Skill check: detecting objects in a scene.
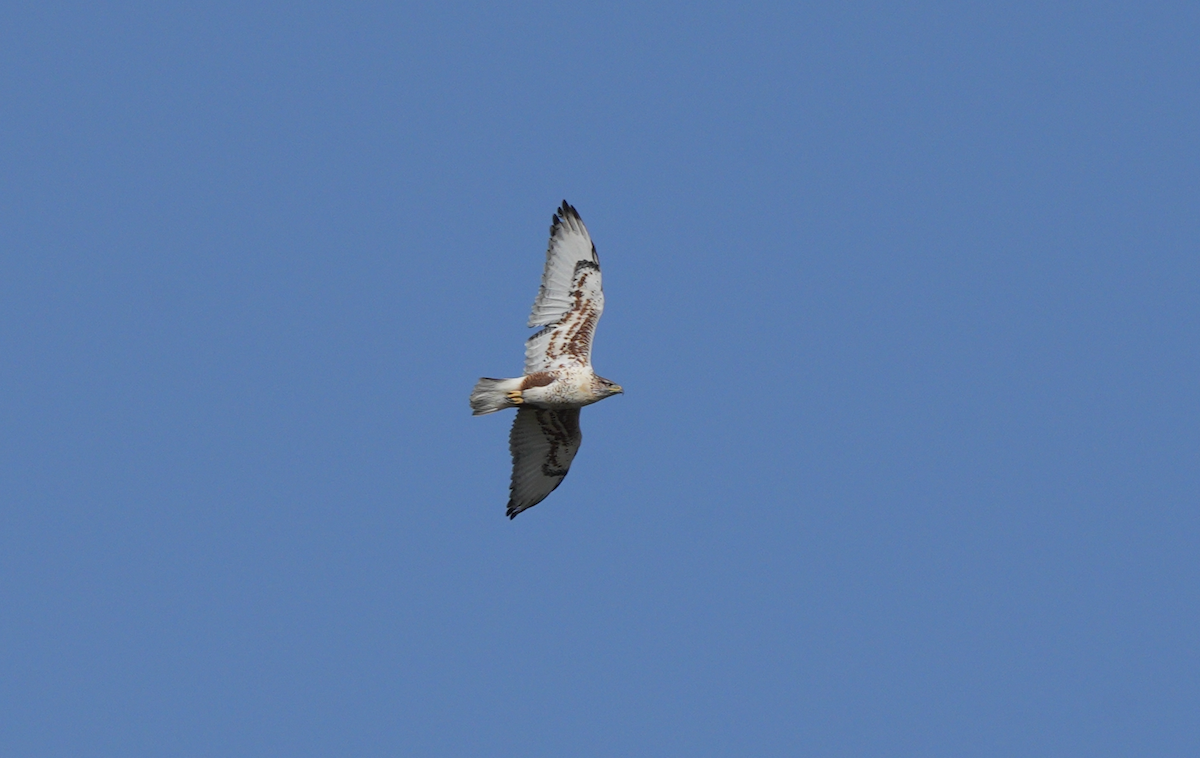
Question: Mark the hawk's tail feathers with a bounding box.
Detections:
[470,377,524,415]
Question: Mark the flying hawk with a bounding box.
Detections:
[470,201,623,518]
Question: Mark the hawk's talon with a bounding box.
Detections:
[506,390,524,404]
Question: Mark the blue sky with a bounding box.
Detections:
[2,2,1197,755]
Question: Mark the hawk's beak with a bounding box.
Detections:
[612,384,624,394]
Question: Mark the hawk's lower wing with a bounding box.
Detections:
[507,407,582,518]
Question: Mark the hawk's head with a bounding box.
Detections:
[594,376,624,399]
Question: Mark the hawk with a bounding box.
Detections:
[470,201,623,518]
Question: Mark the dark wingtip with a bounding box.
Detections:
[551,200,578,234]
[556,199,580,222]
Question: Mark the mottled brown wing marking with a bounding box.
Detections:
[565,308,598,361]
[540,332,562,365]
[537,408,580,477]
[555,265,602,363]
[520,372,555,390]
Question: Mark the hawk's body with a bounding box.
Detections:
[470,201,622,518]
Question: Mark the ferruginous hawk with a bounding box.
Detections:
[470,201,623,518]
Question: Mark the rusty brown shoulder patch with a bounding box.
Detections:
[521,372,556,390]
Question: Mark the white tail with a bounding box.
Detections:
[470,377,524,415]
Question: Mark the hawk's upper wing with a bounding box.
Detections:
[507,407,582,519]
[524,201,604,374]
[528,201,601,327]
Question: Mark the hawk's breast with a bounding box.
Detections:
[522,366,600,409]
